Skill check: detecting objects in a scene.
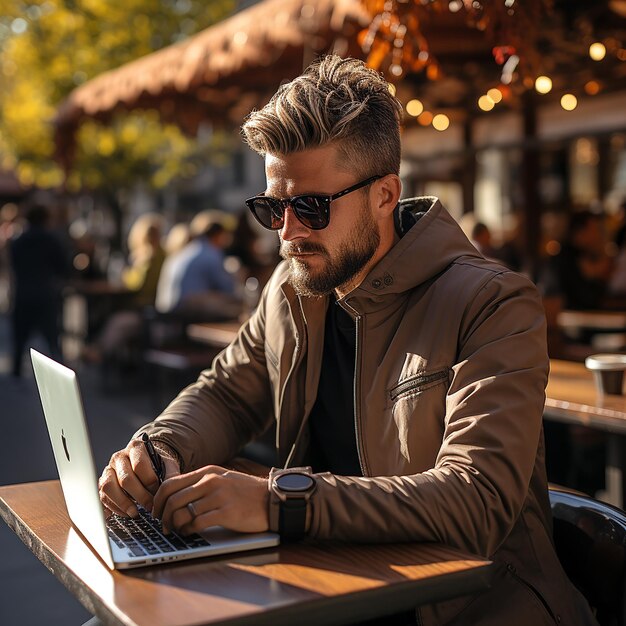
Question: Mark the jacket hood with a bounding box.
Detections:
[351,196,483,300]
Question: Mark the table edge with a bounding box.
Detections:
[0,481,135,626]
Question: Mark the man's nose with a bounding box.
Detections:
[280,204,310,242]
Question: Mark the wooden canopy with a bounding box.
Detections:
[54,0,626,162]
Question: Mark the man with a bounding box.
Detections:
[155,210,238,316]
[99,56,595,625]
[10,203,68,376]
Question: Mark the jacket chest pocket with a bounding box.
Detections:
[389,367,450,402]
[386,367,450,466]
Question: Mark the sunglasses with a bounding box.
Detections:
[245,175,383,231]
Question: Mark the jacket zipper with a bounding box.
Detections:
[353,314,368,476]
[282,299,305,468]
[389,369,449,401]
[506,564,560,624]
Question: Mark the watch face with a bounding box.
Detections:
[276,473,315,492]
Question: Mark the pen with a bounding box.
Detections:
[141,433,165,485]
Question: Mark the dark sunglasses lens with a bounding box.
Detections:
[292,196,329,229]
[250,198,283,230]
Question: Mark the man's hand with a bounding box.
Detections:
[152,466,269,535]
[98,439,180,517]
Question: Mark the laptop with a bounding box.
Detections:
[30,348,279,570]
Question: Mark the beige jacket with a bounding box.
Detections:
[141,198,596,625]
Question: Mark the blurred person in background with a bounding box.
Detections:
[155,210,241,320]
[163,222,191,257]
[9,203,69,377]
[539,210,613,313]
[226,211,276,288]
[120,212,166,309]
[459,213,521,270]
[538,210,617,359]
[469,221,495,258]
[82,212,165,364]
[538,210,614,498]
[0,202,23,312]
[608,198,626,296]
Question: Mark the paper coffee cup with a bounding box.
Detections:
[585,354,626,395]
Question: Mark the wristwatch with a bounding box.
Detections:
[268,467,316,541]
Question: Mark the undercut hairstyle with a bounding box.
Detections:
[242,55,402,178]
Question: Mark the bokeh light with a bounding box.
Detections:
[432,114,450,131]
[560,94,578,111]
[535,76,552,94]
[589,42,606,61]
[406,99,424,117]
[478,95,495,111]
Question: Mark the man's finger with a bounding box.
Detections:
[111,453,153,511]
[100,489,129,518]
[99,465,138,517]
[152,468,218,518]
[178,509,222,536]
[160,478,217,531]
[128,442,161,495]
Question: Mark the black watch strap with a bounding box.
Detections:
[279,497,308,541]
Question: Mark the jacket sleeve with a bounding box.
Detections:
[309,271,549,557]
[135,286,274,472]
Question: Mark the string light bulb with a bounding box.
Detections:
[535,76,552,94]
[406,99,424,117]
[487,88,503,103]
[432,114,450,131]
[560,94,578,111]
[478,95,495,111]
[589,42,606,61]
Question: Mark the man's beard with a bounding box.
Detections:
[279,210,380,297]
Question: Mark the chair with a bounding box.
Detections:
[549,484,626,626]
[141,307,221,411]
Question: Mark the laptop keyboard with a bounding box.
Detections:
[106,506,210,557]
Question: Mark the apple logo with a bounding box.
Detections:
[61,429,70,462]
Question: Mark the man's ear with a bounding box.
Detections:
[372,174,402,219]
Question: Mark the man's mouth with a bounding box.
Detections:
[282,244,326,259]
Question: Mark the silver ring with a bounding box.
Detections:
[187,501,197,518]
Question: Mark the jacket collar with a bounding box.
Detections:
[338,197,483,312]
[280,197,482,317]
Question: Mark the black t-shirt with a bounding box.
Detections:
[307,298,362,475]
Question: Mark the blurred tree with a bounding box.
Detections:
[0,0,234,197]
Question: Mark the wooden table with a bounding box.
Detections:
[557,310,626,333]
[187,321,241,349]
[557,310,626,350]
[0,481,493,626]
[62,280,133,358]
[545,359,626,508]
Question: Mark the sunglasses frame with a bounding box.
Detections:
[245,175,383,231]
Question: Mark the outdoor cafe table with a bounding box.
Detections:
[557,310,626,348]
[187,321,241,349]
[0,481,493,626]
[545,359,626,508]
[557,310,626,333]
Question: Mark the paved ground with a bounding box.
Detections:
[0,313,159,625]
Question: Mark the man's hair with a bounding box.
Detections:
[242,55,402,178]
